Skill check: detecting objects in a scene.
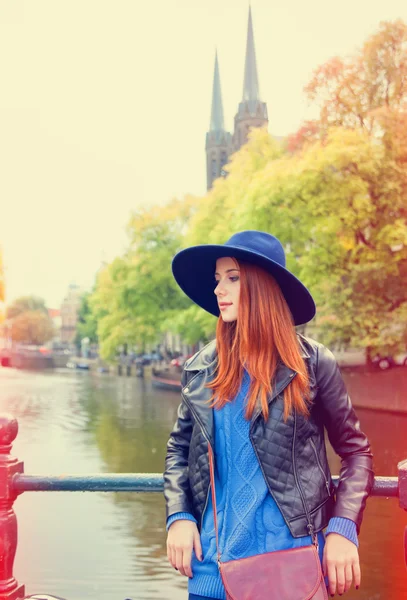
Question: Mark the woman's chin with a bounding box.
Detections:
[220,314,237,322]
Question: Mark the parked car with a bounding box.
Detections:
[371,352,407,370]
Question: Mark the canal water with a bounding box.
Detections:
[0,366,406,600]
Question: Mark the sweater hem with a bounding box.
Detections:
[189,574,226,600]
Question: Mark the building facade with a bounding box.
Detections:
[48,308,62,345]
[206,7,268,190]
[60,283,83,345]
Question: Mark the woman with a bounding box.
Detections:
[164,230,374,599]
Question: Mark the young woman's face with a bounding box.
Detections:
[214,256,240,322]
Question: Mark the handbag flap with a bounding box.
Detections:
[220,544,323,600]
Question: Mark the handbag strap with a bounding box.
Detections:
[208,442,222,564]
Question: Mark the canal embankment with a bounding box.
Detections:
[342,367,407,415]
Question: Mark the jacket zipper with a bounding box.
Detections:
[292,411,318,547]
[309,437,330,495]
[181,390,212,531]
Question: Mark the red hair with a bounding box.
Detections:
[207,259,312,422]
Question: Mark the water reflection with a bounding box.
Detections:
[0,366,406,599]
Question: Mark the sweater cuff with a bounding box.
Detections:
[325,517,359,548]
[166,511,197,531]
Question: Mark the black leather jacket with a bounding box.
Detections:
[164,333,374,538]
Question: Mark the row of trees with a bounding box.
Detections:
[59,21,407,361]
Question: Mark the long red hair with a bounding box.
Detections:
[207,259,312,422]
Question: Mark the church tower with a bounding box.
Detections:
[205,51,232,190]
[233,7,268,152]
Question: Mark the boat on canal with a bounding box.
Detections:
[0,345,55,369]
[151,366,182,391]
[151,358,183,391]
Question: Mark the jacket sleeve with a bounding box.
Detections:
[316,344,374,534]
[163,368,195,521]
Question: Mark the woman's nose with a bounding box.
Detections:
[214,282,225,296]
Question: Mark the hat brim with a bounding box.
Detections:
[172,244,316,326]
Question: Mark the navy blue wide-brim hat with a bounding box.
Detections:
[172,230,316,326]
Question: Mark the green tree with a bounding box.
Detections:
[74,290,99,347]
[275,128,407,359]
[89,197,197,361]
[162,304,216,346]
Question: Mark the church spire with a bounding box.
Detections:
[242,6,260,102]
[205,50,232,190]
[232,5,268,152]
[209,50,225,131]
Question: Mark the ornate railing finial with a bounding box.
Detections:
[0,414,24,600]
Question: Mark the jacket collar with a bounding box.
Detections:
[182,333,311,442]
[184,333,310,373]
[184,340,217,372]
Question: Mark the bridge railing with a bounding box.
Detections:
[0,414,406,600]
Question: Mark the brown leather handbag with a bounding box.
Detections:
[208,443,328,600]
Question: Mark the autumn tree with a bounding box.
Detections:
[310,21,407,128]
[6,296,49,319]
[281,19,407,357]
[287,20,407,152]
[6,295,55,345]
[10,310,55,345]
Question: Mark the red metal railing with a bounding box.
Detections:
[0,414,406,599]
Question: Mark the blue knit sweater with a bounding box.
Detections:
[167,370,358,599]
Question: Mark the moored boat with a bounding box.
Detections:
[151,365,182,391]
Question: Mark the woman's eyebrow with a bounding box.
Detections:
[214,268,240,276]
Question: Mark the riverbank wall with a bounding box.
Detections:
[342,367,407,414]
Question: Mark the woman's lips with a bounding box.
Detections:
[219,303,232,311]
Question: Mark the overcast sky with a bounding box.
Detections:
[1,0,407,309]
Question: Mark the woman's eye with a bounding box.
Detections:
[214,276,239,283]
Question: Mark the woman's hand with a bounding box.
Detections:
[167,520,203,578]
[323,533,360,596]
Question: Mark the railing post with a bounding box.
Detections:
[0,415,25,600]
[398,458,407,570]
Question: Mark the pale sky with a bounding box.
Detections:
[1,0,407,308]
